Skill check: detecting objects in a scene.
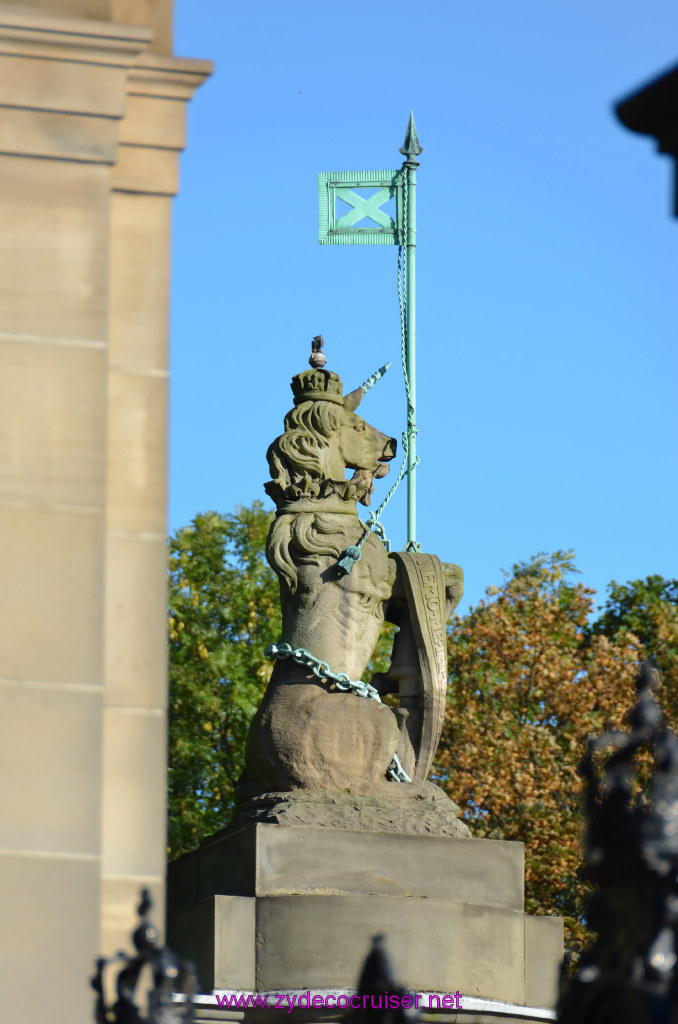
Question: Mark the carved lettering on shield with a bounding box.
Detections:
[415,556,447,678]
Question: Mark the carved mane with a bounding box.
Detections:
[264,400,372,508]
[266,510,395,612]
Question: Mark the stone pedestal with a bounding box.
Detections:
[168,823,563,1016]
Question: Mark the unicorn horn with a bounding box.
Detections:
[344,362,391,411]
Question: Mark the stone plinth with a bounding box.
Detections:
[167,823,563,1012]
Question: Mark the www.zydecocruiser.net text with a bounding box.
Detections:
[214,991,463,1012]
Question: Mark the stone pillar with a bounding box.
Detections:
[0,3,211,1019]
[102,49,212,957]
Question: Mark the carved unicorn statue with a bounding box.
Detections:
[242,340,467,828]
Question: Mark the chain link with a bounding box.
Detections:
[265,641,412,783]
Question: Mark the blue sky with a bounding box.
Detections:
[170,1,677,614]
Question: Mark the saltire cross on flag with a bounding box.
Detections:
[317,113,423,551]
[318,169,404,245]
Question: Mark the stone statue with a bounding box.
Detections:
[238,344,469,837]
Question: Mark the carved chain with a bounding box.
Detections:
[264,641,412,783]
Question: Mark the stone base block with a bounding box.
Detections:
[168,823,524,908]
[173,892,527,999]
[525,915,564,1008]
[167,824,563,1010]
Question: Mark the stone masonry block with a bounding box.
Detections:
[0,852,100,1024]
[173,823,524,910]
[104,534,168,709]
[0,157,109,341]
[524,914,564,1008]
[167,826,563,1009]
[256,894,522,1001]
[101,708,167,878]
[0,505,104,685]
[0,339,106,509]
[168,895,256,992]
[0,685,102,855]
[106,370,167,534]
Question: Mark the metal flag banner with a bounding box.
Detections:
[318,170,403,245]
[318,113,423,551]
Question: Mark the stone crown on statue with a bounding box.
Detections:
[291,368,344,406]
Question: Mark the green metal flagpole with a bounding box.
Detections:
[399,112,423,551]
[318,113,423,550]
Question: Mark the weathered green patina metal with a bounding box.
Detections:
[399,112,423,551]
[318,113,423,551]
[318,169,403,245]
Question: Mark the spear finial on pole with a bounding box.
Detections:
[400,113,422,552]
[399,110,424,159]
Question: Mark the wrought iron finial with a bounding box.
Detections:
[399,112,423,160]
[558,660,678,1024]
[309,335,327,369]
[92,888,197,1023]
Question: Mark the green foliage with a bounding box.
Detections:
[591,575,678,717]
[168,502,281,858]
[593,575,678,645]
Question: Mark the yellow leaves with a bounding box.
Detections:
[168,616,186,641]
[197,641,209,660]
[256,660,274,684]
[246,598,258,636]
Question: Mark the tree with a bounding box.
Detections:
[591,574,678,716]
[435,551,645,952]
[168,503,281,858]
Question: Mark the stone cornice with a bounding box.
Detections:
[128,52,214,102]
[113,53,212,195]
[0,6,153,160]
[0,5,151,67]
[0,7,211,182]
